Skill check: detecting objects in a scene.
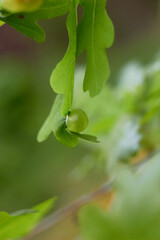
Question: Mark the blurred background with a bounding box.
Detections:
[0,0,160,233]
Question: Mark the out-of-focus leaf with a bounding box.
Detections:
[140,105,159,124]
[0,198,56,240]
[50,0,79,116]
[0,20,4,26]
[79,205,110,240]
[77,0,114,96]
[0,0,69,42]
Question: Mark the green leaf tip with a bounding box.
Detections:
[68,130,100,143]
[77,0,114,96]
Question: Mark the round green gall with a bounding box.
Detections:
[66,109,88,133]
[2,0,42,13]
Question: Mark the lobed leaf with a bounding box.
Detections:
[50,0,79,116]
[77,0,114,96]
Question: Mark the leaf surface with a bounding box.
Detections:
[77,0,114,96]
[37,94,65,142]
[69,131,99,143]
[37,95,79,147]
[50,0,79,116]
[55,121,79,147]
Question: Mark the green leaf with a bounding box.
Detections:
[0,197,56,240]
[37,95,79,147]
[55,121,79,147]
[50,0,79,116]
[69,130,99,143]
[77,0,114,96]
[37,94,65,142]
[0,0,69,42]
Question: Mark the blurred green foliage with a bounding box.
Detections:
[79,152,160,240]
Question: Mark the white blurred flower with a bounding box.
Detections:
[105,117,141,171]
[117,61,144,94]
